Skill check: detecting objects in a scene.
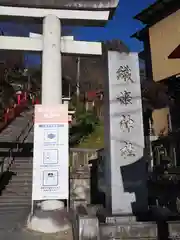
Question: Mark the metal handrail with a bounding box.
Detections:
[0,112,33,173]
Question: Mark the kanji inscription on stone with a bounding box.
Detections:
[120,141,135,158]
[116,65,134,83]
[116,90,132,105]
[119,115,134,132]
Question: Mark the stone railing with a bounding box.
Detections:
[69,148,103,209]
[69,148,100,170]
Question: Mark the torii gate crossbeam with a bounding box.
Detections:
[0,36,102,55]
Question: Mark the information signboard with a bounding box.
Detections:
[32,104,69,201]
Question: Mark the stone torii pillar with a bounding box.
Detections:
[42,15,62,105]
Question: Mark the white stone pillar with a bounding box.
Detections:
[27,15,70,234]
[105,51,148,215]
[41,14,62,104]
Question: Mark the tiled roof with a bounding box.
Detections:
[134,0,179,26]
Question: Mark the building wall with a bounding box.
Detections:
[152,108,169,137]
[149,9,180,82]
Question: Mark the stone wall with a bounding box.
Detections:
[69,148,99,209]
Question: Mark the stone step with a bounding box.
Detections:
[11,171,32,174]
[12,171,32,175]
[2,189,32,195]
[2,194,32,199]
[11,165,32,169]
[9,181,32,186]
[13,174,32,178]
[15,176,32,180]
[0,205,30,212]
[6,179,32,187]
[0,210,28,229]
[16,172,32,176]
[0,211,26,217]
[0,198,31,206]
[5,192,31,197]
[10,181,32,186]
[0,210,26,216]
[0,199,31,205]
[0,204,30,209]
[2,197,31,202]
[4,186,31,191]
[11,175,32,179]
[9,178,32,183]
[9,180,32,184]
[8,182,32,187]
[0,194,31,200]
[3,186,32,191]
[13,158,32,162]
[4,185,31,190]
[11,166,32,173]
[5,191,32,195]
[12,174,32,177]
[13,159,32,162]
[9,178,32,182]
[14,156,33,160]
[6,179,31,183]
[0,196,31,201]
[0,214,24,222]
[12,173,32,177]
[12,162,32,166]
[0,218,25,227]
[5,190,31,195]
[9,184,32,188]
[13,172,32,175]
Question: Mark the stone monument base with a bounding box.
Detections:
[168,221,180,239]
[100,218,157,239]
[94,206,157,239]
[27,200,71,233]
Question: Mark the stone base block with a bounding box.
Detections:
[79,216,100,239]
[27,200,71,234]
[100,219,157,239]
[169,221,180,239]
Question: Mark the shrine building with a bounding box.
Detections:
[132,0,180,166]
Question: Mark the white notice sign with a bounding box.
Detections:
[32,104,69,201]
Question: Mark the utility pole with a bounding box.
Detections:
[68,82,71,99]
[76,57,80,103]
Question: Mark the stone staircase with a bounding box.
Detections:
[1,158,32,205]
[0,108,33,231]
[0,157,32,230]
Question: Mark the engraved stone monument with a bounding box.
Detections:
[104,51,148,215]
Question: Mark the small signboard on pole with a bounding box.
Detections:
[32,104,69,201]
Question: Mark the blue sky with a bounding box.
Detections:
[72,0,156,51]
